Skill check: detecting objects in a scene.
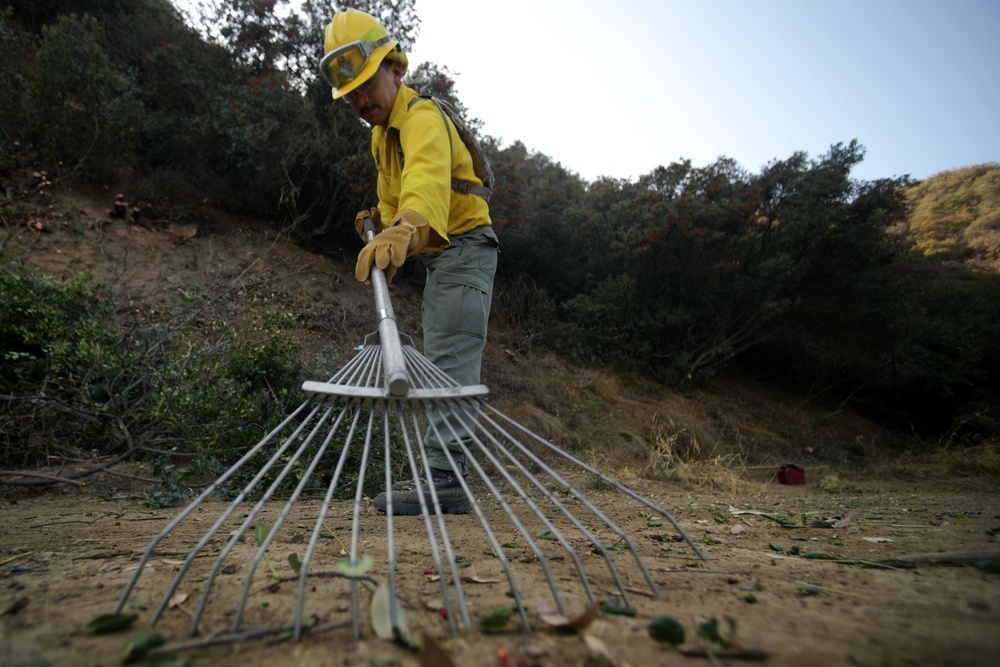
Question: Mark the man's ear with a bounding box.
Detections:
[390,60,404,83]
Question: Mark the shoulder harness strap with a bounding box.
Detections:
[395,95,491,201]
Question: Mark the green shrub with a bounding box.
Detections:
[0,258,114,394]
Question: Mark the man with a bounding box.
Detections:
[320,9,498,514]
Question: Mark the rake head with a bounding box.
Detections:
[115,225,705,649]
[114,330,705,646]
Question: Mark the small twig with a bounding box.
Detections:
[0,471,85,486]
[678,646,771,661]
[74,549,134,560]
[30,512,124,529]
[654,567,735,574]
[0,553,32,568]
[249,571,380,598]
[150,619,350,654]
[99,468,159,484]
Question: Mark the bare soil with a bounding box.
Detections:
[1,193,999,666]
[2,476,998,667]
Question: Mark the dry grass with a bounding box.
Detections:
[932,421,1000,476]
[634,413,749,493]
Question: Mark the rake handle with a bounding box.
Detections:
[364,217,411,397]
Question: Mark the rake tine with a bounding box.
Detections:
[381,405,404,636]
[458,399,647,605]
[444,399,607,605]
[385,404,463,634]
[290,403,362,640]
[476,406,666,598]
[148,402,329,630]
[343,406,377,638]
[419,406,538,629]
[114,400,317,618]
[228,402,353,634]
[377,400,532,631]
[430,400,586,616]
[218,402,347,634]
[482,404,708,563]
[397,404,471,633]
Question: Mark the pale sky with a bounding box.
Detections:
[406,0,999,183]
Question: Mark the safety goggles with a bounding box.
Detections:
[319,36,391,91]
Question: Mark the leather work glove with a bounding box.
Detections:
[355,218,430,284]
[354,207,386,242]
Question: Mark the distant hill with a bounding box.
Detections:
[905,163,1000,271]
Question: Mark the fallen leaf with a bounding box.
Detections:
[422,596,445,612]
[288,553,302,575]
[458,565,499,584]
[972,561,1000,574]
[863,537,894,544]
[537,599,599,632]
[648,615,685,646]
[583,623,626,666]
[167,593,188,609]
[336,554,374,577]
[496,646,533,667]
[122,631,164,662]
[84,612,138,635]
[598,597,637,617]
[477,607,514,631]
[371,582,412,644]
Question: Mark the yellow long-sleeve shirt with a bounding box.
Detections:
[371,83,491,250]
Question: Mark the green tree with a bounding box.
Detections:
[0,9,34,170]
[29,14,143,181]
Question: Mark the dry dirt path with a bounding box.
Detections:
[1,474,998,666]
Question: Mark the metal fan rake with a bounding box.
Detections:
[115,222,706,648]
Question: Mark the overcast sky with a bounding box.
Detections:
[405,0,999,183]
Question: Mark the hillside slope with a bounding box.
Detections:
[1,187,944,485]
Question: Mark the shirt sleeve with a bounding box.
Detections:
[395,100,453,242]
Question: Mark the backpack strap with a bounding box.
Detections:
[400,96,492,201]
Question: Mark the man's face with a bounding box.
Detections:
[347,62,401,128]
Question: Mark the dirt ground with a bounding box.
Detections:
[1,474,999,667]
[2,193,999,666]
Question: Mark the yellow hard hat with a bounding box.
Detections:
[320,9,409,99]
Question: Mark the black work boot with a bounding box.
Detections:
[374,468,470,515]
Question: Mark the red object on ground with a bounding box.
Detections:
[778,464,805,485]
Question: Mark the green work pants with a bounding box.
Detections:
[420,225,498,475]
